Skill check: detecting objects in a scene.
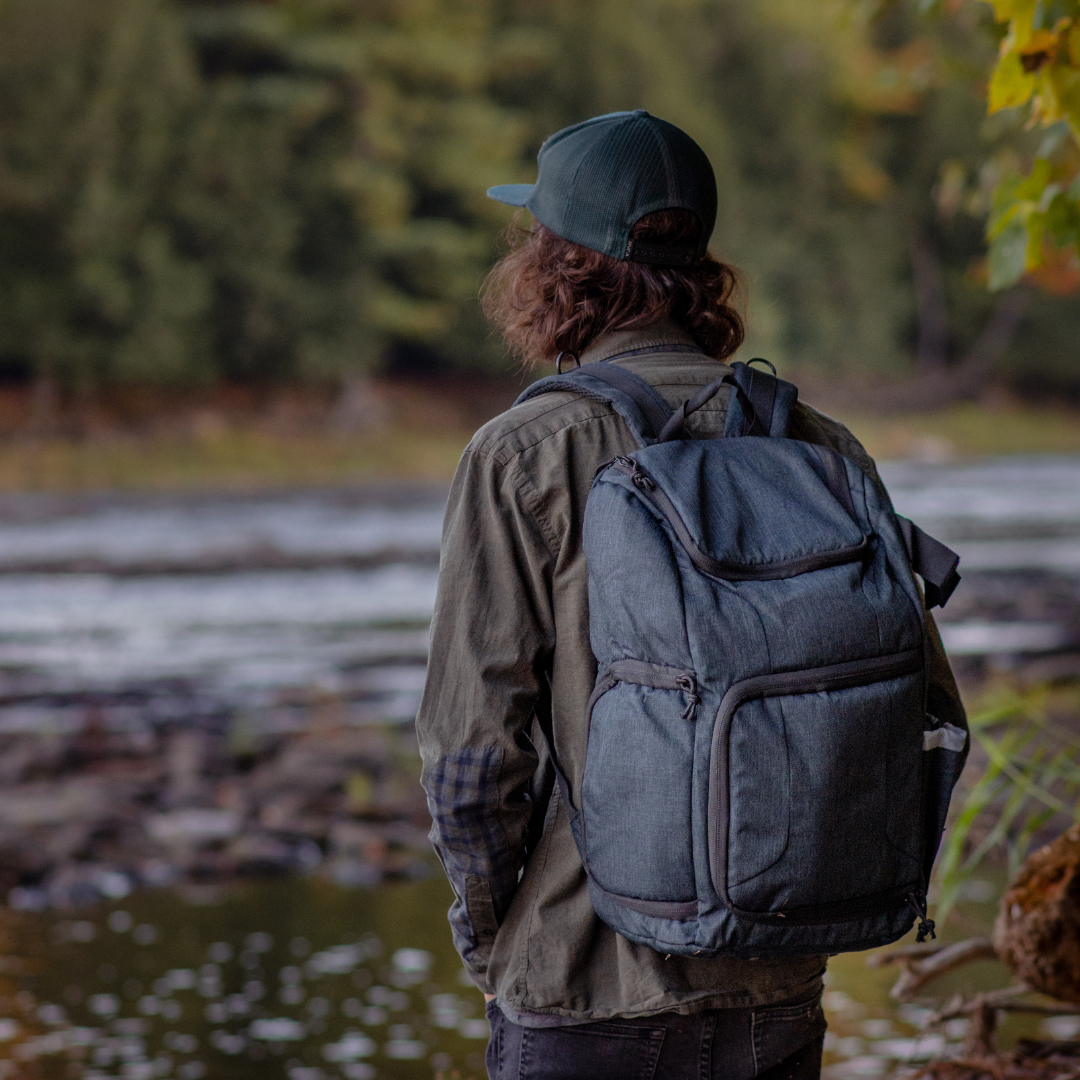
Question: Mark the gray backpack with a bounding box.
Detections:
[515,357,968,959]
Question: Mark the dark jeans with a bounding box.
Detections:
[485,993,826,1080]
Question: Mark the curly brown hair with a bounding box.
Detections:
[481,208,744,367]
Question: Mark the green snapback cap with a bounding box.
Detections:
[487,110,716,266]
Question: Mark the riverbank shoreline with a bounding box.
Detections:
[0,379,1075,493]
[0,457,1077,911]
[2,713,434,914]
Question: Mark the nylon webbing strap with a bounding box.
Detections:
[656,376,727,442]
[585,362,674,438]
[722,361,799,439]
[744,365,775,436]
[896,516,961,609]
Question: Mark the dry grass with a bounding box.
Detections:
[834,401,1080,463]
[0,378,513,493]
[0,380,1074,493]
[0,426,472,492]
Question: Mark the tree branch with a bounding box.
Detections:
[871,937,999,1001]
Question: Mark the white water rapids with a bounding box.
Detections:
[0,456,1073,728]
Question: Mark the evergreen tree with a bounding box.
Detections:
[0,0,210,392]
[0,0,1076,393]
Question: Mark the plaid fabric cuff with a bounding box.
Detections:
[424,747,523,965]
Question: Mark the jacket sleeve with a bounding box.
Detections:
[416,446,557,988]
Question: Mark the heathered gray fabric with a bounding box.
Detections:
[416,322,964,1025]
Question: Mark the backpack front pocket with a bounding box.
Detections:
[709,650,925,921]
[582,662,699,904]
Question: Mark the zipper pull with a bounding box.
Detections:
[613,455,656,491]
[907,892,936,942]
[676,675,699,721]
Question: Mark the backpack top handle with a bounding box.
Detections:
[656,360,799,443]
[513,354,797,448]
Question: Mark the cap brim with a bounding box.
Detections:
[486,183,534,206]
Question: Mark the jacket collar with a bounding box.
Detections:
[579,321,702,365]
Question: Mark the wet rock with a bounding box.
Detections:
[0,565,431,906]
[328,822,387,864]
[327,860,382,888]
[1,712,430,907]
[38,864,135,908]
[165,731,208,808]
[0,737,65,784]
[145,809,242,845]
[0,780,109,828]
[257,793,312,832]
[226,833,318,877]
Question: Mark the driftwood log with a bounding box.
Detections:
[866,825,1080,1069]
[994,824,1080,1005]
[868,938,998,1001]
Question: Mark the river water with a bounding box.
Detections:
[0,455,1075,723]
[2,456,1079,1079]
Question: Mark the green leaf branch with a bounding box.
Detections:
[934,685,1080,926]
[981,0,1080,288]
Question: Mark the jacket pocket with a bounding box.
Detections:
[582,660,699,903]
[921,714,968,881]
[710,650,925,920]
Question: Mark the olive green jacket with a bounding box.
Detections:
[416,323,965,1025]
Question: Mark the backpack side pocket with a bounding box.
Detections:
[921,715,968,882]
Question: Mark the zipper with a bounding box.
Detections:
[591,658,700,721]
[906,892,936,942]
[610,457,870,582]
[676,674,699,721]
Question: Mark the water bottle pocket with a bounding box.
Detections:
[921,714,968,880]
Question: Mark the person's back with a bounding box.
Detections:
[416,110,966,1080]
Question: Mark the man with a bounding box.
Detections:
[417,110,964,1080]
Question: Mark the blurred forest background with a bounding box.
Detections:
[0,0,1078,485]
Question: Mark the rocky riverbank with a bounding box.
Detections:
[1,457,1079,910]
[0,712,432,911]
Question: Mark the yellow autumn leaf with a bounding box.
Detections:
[1029,79,1058,126]
[1021,28,1060,52]
[989,49,1037,111]
[1017,28,1062,73]
[984,0,1032,23]
[1003,0,1039,47]
[1025,213,1045,270]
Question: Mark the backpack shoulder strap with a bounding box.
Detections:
[513,363,674,448]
